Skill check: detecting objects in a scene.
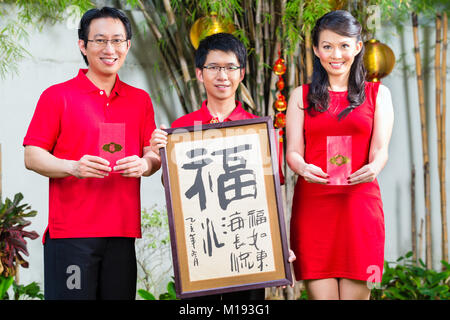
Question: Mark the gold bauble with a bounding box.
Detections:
[273,58,286,76]
[274,97,287,112]
[189,13,235,49]
[363,39,396,82]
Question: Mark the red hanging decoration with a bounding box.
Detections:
[273,50,286,185]
[274,112,286,128]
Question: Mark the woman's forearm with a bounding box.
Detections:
[368,147,389,176]
[286,150,307,176]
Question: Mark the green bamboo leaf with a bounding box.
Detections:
[137,289,156,300]
[0,276,14,300]
[167,281,176,299]
[418,259,427,268]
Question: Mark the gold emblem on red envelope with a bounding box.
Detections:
[102,142,123,154]
[329,154,350,166]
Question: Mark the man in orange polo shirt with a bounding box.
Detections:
[151,33,294,300]
[23,7,161,300]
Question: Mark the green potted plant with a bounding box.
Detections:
[0,193,39,299]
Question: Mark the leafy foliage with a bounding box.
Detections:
[0,276,13,300]
[140,206,170,249]
[0,193,39,278]
[0,193,41,300]
[138,279,177,300]
[0,0,93,78]
[371,252,450,300]
[137,288,156,300]
[10,281,44,300]
[1,281,44,300]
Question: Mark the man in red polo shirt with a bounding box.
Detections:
[151,33,294,300]
[172,36,256,128]
[23,7,160,300]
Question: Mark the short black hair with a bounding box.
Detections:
[78,7,132,65]
[195,33,246,69]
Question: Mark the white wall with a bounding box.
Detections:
[0,16,449,294]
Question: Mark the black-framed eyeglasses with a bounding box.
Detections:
[87,39,128,47]
[202,65,242,74]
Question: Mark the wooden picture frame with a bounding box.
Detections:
[160,117,292,299]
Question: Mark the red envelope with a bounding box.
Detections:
[99,123,126,173]
[327,136,352,185]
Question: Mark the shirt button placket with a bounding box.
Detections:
[100,90,109,118]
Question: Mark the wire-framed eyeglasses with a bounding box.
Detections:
[202,65,242,74]
[87,39,128,47]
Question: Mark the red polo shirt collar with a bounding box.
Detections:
[76,68,126,97]
[200,100,248,123]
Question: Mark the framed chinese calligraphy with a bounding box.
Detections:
[160,117,292,299]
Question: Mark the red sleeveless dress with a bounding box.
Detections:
[290,82,385,283]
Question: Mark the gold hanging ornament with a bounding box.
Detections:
[363,39,396,82]
[273,51,287,184]
[189,12,235,49]
[273,54,287,115]
[274,93,287,112]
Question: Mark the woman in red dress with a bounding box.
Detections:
[286,10,394,300]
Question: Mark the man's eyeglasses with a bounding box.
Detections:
[202,65,242,74]
[87,39,128,47]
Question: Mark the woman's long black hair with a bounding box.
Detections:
[306,10,366,120]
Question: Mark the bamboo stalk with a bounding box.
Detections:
[238,6,253,102]
[137,1,179,68]
[266,22,281,117]
[245,0,255,51]
[288,0,303,90]
[134,0,189,114]
[440,11,448,264]
[412,12,432,269]
[261,0,268,114]
[299,45,306,84]
[254,0,264,115]
[298,0,305,85]
[239,83,257,111]
[176,1,204,102]
[411,167,417,263]
[162,0,175,25]
[268,0,278,71]
[435,12,442,188]
[242,0,255,103]
[435,14,442,147]
[137,0,162,39]
[434,13,444,264]
[305,29,313,83]
[163,0,199,110]
[418,218,424,263]
[287,46,301,93]
[263,0,272,115]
